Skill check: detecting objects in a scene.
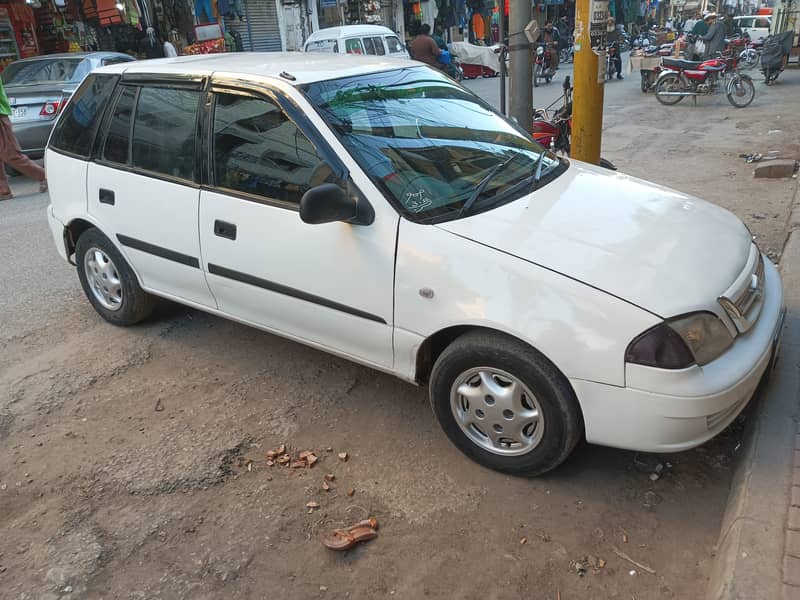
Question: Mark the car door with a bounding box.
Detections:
[87,80,217,308]
[197,82,397,368]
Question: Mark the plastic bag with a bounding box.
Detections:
[694,39,705,56]
[438,49,451,65]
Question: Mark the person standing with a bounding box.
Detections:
[0,77,46,200]
[701,13,725,58]
[163,35,178,57]
[410,24,443,69]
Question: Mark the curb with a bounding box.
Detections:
[707,184,800,600]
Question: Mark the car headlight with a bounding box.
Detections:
[625,312,735,369]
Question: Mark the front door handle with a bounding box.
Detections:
[214,220,237,240]
[99,188,115,205]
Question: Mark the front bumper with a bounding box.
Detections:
[571,256,784,453]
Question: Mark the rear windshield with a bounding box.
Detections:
[2,58,84,86]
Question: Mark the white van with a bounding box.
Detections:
[733,15,772,41]
[303,25,409,59]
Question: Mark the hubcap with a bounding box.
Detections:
[84,247,123,311]
[450,367,545,456]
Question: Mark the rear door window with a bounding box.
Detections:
[345,38,364,54]
[102,86,137,165]
[48,73,117,158]
[131,86,201,182]
[755,18,770,29]
[368,37,386,55]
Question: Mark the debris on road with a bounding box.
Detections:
[321,518,379,551]
[338,452,348,462]
[322,480,331,492]
[324,473,335,482]
[570,555,605,577]
[753,160,799,179]
[613,546,656,575]
[346,488,355,497]
[519,537,527,545]
[154,399,164,412]
[306,501,320,513]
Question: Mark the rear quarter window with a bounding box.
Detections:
[306,39,338,53]
[345,38,364,54]
[48,73,118,158]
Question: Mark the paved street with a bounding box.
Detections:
[0,67,798,599]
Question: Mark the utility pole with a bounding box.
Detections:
[508,0,533,133]
[571,0,606,164]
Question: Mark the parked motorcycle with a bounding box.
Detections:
[606,41,621,79]
[739,36,763,70]
[559,35,575,64]
[761,31,793,84]
[655,55,755,107]
[532,76,617,170]
[534,42,556,87]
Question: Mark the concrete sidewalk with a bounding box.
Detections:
[707,187,800,600]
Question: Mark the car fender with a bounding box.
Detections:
[394,218,660,387]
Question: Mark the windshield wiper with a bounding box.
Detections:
[457,151,523,219]
[530,150,549,190]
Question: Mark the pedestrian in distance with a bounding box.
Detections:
[0,76,46,201]
[410,23,444,70]
[606,17,623,79]
[542,21,560,70]
[700,13,726,59]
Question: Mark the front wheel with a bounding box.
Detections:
[75,228,156,326]
[726,74,755,107]
[655,73,686,105]
[429,331,583,476]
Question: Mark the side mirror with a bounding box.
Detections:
[299,182,374,226]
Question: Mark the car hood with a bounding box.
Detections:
[436,161,751,317]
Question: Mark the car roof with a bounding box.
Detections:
[305,25,398,41]
[10,52,133,63]
[95,52,419,86]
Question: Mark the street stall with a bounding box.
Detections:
[450,40,501,77]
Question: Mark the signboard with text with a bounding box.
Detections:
[589,0,609,51]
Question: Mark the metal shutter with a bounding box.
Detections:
[233,0,282,51]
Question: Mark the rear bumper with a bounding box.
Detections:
[571,256,784,453]
[10,119,55,158]
[47,205,69,262]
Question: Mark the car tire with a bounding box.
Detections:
[429,330,583,476]
[75,227,156,326]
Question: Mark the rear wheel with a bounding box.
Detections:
[726,74,755,107]
[429,331,583,476]
[655,73,685,105]
[75,228,156,326]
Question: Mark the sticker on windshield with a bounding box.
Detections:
[405,189,433,212]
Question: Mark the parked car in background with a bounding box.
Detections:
[733,15,772,41]
[303,25,409,59]
[2,52,134,159]
[45,54,784,476]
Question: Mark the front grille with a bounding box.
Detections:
[718,245,765,334]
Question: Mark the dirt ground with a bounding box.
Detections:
[1,68,798,600]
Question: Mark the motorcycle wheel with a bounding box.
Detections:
[738,49,758,70]
[655,73,685,105]
[534,64,541,87]
[726,74,755,108]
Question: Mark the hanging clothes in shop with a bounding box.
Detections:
[195,0,216,23]
[471,11,485,42]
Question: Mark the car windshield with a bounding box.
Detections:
[303,67,562,222]
[1,58,84,86]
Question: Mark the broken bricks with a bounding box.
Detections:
[321,518,379,551]
[265,444,319,469]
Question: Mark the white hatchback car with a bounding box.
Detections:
[45,53,784,476]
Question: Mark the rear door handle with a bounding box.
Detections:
[214,220,237,240]
[99,189,115,206]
